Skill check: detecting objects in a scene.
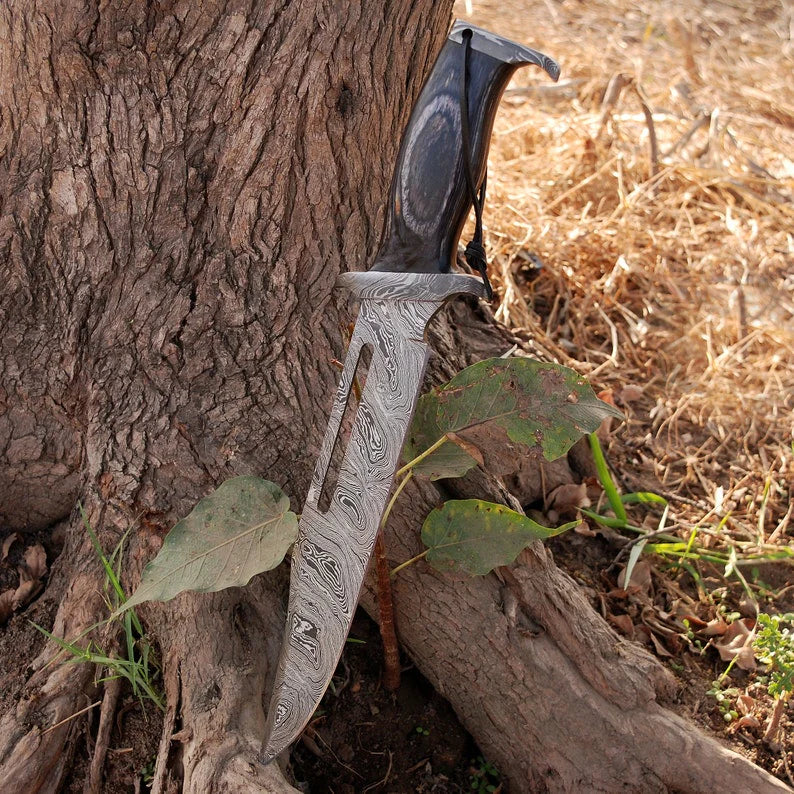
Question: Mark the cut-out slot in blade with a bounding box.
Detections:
[317,343,373,513]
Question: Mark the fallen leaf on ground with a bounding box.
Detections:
[23,544,48,579]
[714,619,756,670]
[608,613,634,638]
[733,715,761,731]
[0,590,15,624]
[649,632,673,657]
[617,559,653,594]
[12,577,42,610]
[548,482,591,515]
[634,624,654,647]
[597,389,616,406]
[703,618,729,636]
[736,694,755,715]
[2,533,21,561]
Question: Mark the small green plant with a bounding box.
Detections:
[681,618,705,654]
[469,755,500,793]
[139,757,156,790]
[754,613,794,700]
[754,612,794,742]
[706,679,740,723]
[34,508,164,711]
[582,434,794,593]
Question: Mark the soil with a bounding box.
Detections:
[0,524,488,793]
[288,611,485,794]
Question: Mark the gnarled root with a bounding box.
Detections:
[145,575,298,793]
[0,567,104,793]
[363,477,789,793]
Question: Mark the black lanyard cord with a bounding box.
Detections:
[460,29,493,300]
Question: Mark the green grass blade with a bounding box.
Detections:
[588,433,627,523]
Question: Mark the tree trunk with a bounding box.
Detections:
[0,2,785,792]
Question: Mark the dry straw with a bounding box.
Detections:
[459,0,794,553]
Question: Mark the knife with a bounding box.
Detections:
[261,20,559,764]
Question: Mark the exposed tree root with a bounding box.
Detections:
[151,651,181,794]
[356,475,789,792]
[0,566,104,793]
[143,575,298,793]
[85,674,122,794]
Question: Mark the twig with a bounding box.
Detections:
[629,84,659,178]
[597,73,631,139]
[404,756,430,775]
[663,113,711,158]
[608,524,677,572]
[362,749,394,793]
[308,725,365,779]
[42,700,102,735]
[589,304,619,377]
[374,532,400,692]
[151,653,180,794]
[768,501,794,544]
[85,676,122,794]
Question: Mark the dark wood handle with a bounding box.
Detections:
[372,23,558,274]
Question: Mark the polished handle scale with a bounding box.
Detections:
[373,21,559,275]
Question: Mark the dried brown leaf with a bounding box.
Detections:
[12,578,42,610]
[649,632,673,657]
[733,715,761,731]
[714,619,756,671]
[617,559,652,594]
[0,590,15,625]
[23,544,48,579]
[607,613,634,638]
[703,618,729,636]
[548,482,591,514]
[2,532,21,561]
[736,694,755,716]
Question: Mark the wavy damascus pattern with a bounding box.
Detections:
[261,273,484,762]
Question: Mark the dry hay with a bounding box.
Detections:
[456,0,793,560]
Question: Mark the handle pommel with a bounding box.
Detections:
[448,21,560,76]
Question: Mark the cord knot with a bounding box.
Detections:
[464,240,493,300]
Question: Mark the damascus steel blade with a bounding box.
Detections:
[261,272,485,763]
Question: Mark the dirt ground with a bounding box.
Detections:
[2,0,793,791]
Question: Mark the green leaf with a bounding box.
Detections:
[421,499,578,576]
[405,357,622,480]
[119,476,297,612]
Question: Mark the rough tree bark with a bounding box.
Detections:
[0,2,786,792]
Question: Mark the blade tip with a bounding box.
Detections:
[258,741,282,767]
